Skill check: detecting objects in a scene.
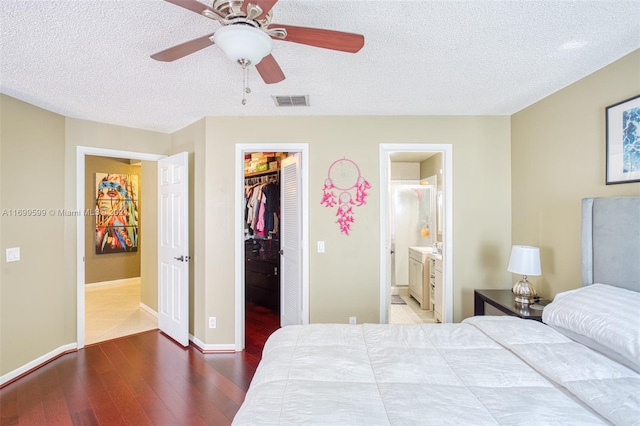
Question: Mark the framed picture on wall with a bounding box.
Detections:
[606,94,640,184]
[95,173,139,253]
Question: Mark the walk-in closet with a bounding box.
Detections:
[244,152,287,318]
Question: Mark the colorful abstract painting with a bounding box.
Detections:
[95,173,139,254]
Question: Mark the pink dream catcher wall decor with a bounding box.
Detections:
[321,157,371,235]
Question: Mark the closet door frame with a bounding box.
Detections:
[234,143,310,351]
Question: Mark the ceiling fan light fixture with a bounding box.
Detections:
[212,25,273,65]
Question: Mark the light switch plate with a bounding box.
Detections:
[6,247,20,262]
[317,241,325,253]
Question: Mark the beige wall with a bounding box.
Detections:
[199,116,512,346]
[511,49,640,298]
[0,97,172,377]
[420,154,443,185]
[1,95,67,375]
[85,155,141,283]
[390,162,420,180]
[171,119,206,338]
[140,160,158,311]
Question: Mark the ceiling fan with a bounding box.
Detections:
[151,0,365,85]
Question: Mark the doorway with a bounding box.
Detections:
[379,143,453,324]
[234,144,309,351]
[76,147,165,349]
[83,155,156,344]
[243,151,284,356]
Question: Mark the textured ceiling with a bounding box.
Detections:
[1,0,639,134]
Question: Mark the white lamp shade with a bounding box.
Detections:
[213,25,273,64]
[507,245,541,276]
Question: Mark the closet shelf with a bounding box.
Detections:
[245,168,279,178]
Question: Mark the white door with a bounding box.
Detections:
[158,152,189,346]
[280,154,302,326]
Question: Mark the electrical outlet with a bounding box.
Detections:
[349,316,356,325]
[209,317,217,329]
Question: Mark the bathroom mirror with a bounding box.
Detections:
[437,190,443,235]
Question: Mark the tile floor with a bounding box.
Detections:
[389,291,437,324]
[85,279,158,345]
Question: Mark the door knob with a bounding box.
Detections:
[174,255,191,262]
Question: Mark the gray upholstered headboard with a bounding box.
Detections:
[582,197,640,292]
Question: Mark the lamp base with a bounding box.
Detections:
[512,276,536,305]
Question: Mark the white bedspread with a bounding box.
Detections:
[233,317,639,425]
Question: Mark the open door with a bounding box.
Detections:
[158,152,189,346]
[280,154,302,326]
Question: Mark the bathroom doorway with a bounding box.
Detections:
[379,143,453,324]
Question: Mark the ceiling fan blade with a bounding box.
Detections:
[151,33,215,62]
[255,54,285,84]
[241,0,279,20]
[269,24,364,53]
[163,0,222,17]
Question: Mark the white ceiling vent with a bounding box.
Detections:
[272,95,310,107]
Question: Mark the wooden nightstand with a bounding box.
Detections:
[474,289,551,322]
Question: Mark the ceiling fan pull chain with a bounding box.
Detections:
[240,59,251,105]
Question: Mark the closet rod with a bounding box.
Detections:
[244,173,279,186]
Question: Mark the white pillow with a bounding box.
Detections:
[542,284,640,373]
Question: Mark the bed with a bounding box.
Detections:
[233,197,640,425]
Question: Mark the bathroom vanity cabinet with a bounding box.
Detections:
[433,257,443,322]
[408,247,431,309]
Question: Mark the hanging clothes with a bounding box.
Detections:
[245,181,280,237]
[262,181,280,234]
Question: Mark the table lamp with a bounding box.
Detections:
[507,245,541,304]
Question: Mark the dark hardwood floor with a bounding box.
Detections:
[0,303,280,426]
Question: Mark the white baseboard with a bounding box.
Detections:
[0,342,77,387]
[139,302,158,318]
[85,277,140,288]
[397,286,410,297]
[189,334,236,353]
